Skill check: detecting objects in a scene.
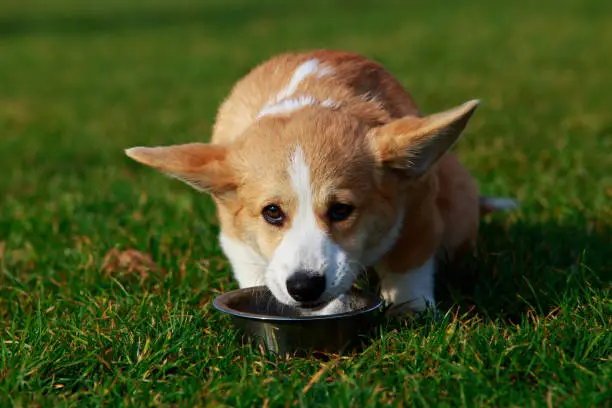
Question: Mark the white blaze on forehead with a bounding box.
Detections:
[284,146,327,271]
[288,146,313,210]
[258,59,338,118]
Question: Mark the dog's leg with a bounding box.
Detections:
[379,257,436,316]
[219,234,267,288]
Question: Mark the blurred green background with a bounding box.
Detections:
[0,0,610,406]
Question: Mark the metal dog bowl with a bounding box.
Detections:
[213,286,383,356]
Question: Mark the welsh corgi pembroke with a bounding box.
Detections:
[125,50,516,316]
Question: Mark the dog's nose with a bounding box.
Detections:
[286,271,326,302]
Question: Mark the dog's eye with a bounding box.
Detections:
[262,204,285,226]
[327,203,354,222]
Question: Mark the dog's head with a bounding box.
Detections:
[126,100,478,308]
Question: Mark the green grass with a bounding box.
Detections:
[1,0,611,406]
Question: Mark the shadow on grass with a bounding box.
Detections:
[434,218,611,323]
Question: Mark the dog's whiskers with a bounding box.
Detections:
[347,260,369,278]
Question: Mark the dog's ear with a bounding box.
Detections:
[368,100,479,177]
[125,143,236,196]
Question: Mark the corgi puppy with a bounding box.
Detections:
[125,50,516,316]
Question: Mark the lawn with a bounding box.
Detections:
[1,0,610,406]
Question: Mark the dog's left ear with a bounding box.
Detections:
[368,99,479,177]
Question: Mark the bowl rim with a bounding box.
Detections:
[212,286,383,322]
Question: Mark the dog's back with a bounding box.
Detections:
[212,50,421,144]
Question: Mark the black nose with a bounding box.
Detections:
[286,271,326,302]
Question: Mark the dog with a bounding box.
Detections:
[125,50,516,316]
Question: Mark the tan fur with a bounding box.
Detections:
[126,49,487,313]
[212,51,477,264]
[214,51,478,275]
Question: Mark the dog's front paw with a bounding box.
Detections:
[385,296,438,319]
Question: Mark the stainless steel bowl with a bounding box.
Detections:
[213,286,384,356]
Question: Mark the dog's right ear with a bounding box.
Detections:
[368,100,479,177]
[125,143,236,196]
